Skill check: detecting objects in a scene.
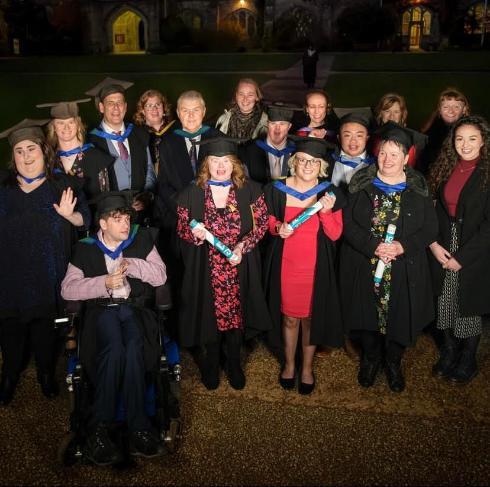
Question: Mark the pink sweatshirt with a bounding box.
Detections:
[61,244,167,301]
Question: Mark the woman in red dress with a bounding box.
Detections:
[176,138,270,391]
[264,137,345,395]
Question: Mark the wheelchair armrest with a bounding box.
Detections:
[155,284,172,312]
[64,300,83,315]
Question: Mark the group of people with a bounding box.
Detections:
[0,76,488,466]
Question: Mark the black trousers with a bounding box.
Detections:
[0,317,58,379]
[93,304,150,432]
[360,330,405,363]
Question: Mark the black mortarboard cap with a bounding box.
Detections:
[92,191,136,215]
[375,122,414,151]
[0,119,49,146]
[288,135,335,159]
[196,136,245,157]
[36,98,91,119]
[85,77,134,105]
[376,121,428,152]
[266,103,296,123]
[337,111,372,131]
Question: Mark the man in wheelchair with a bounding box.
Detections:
[61,191,167,466]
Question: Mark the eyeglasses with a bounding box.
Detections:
[144,103,163,110]
[296,157,322,167]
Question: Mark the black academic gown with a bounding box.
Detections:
[156,127,222,232]
[263,180,346,349]
[339,165,437,347]
[176,181,271,348]
[70,226,161,383]
[87,122,149,192]
[239,139,292,186]
[56,146,115,201]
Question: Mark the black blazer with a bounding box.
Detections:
[430,164,490,316]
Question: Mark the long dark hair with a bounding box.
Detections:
[428,115,490,194]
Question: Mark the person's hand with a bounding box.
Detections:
[53,187,77,219]
[309,128,327,139]
[391,240,404,257]
[375,242,397,263]
[132,199,144,211]
[105,267,126,290]
[119,259,129,275]
[191,226,206,245]
[277,222,294,239]
[443,257,462,272]
[319,193,336,213]
[229,244,243,267]
[430,242,451,265]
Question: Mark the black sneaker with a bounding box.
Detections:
[85,423,123,466]
[129,430,166,458]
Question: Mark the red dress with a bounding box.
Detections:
[269,207,342,318]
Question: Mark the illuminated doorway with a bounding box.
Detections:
[410,24,421,48]
[112,10,146,54]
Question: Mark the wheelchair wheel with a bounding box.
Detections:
[163,417,183,453]
[57,432,84,466]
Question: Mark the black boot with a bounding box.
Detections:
[225,330,245,390]
[37,372,59,399]
[357,355,381,388]
[201,342,220,390]
[0,375,18,406]
[385,359,405,393]
[449,334,480,384]
[432,329,461,378]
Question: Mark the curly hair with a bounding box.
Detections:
[288,153,329,178]
[196,154,247,189]
[428,115,490,194]
[133,89,172,127]
[46,116,86,149]
[374,93,408,127]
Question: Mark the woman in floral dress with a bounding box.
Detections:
[176,138,271,390]
[339,127,437,393]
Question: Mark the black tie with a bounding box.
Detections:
[189,139,197,176]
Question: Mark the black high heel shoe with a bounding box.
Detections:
[298,373,315,395]
[279,369,296,390]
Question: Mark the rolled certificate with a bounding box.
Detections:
[286,192,335,231]
[190,219,239,263]
[374,223,397,285]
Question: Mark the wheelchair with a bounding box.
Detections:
[55,284,183,467]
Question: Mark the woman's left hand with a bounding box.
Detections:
[319,193,336,213]
[229,245,243,266]
[443,257,462,272]
[53,187,77,219]
[310,128,327,139]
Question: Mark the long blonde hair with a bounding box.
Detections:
[46,116,85,149]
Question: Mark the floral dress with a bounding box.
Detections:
[177,185,268,331]
[370,189,402,334]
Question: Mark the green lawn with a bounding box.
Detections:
[0,52,301,73]
[331,51,490,71]
[325,72,490,131]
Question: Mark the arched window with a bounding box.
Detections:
[402,11,410,35]
[466,2,485,34]
[423,11,431,35]
[224,9,257,38]
[412,7,422,22]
